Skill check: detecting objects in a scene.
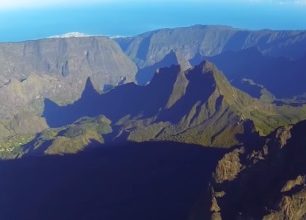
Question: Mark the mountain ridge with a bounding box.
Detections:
[38,60,306,155]
[116,25,306,68]
[1,25,306,158]
[0,36,137,145]
[197,119,306,220]
[0,36,137,92]
[115,25,306,98]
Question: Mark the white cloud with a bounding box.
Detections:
[48,32,91,38]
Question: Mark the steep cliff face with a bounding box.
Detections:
[116,25,306,69]
[116,25,306,98]
[0,36,137,96]
[42,61,306,150]
[41,61,256,148]
[208,47,306,98]
[202,120,306,220]
[0,37,137,143]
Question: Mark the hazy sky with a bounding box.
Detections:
[0,0,306,42]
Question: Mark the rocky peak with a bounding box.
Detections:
[202,120,306,220]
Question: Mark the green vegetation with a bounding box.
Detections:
[0,135,34,159]
[118,62,306,148]
[0,115,112,159]
[2,61,306,158]
[28,115,112,156]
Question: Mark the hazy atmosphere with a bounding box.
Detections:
[1,0,306,41]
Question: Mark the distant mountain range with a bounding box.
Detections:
[116,25,306,65]
[116,25,306,98]
[13,60,303,157]
[0,36,136,97]
[208,47,306,98]
[1,24,306,157]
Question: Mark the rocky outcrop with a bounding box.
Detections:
[213,148,244,184]
[201,120,306,220]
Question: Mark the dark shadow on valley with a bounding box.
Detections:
[45,59,223,129]
[44,65,182,128]
[190,48,306,98]
[0,141,225,220]
[235,119,264,148]
[214,120,306,219]
[158,62,215,123]
[136,50,179,85]
[44,60,219,128]
[208,47,306,98]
